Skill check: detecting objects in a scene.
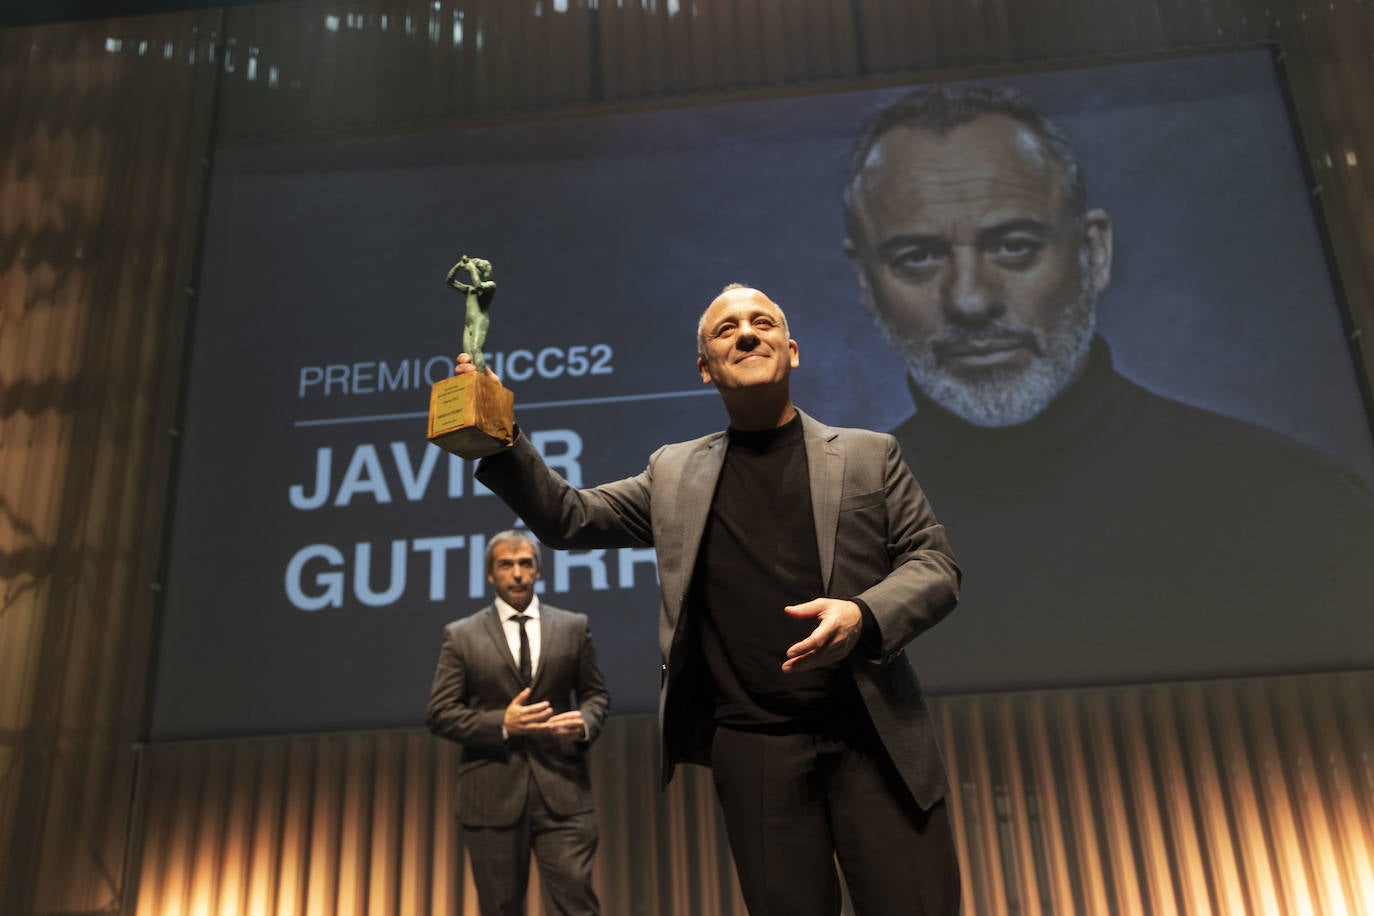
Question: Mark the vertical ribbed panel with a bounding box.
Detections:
[202,0,1277,136]
[130,723,748,915]
[0,12,216,914]
[216,0,596,139]
[943,674,1374,915]
[853,0,1273,74]
[129,673,1374,915]
[596,0,858,99]
[1282,0,1374,403]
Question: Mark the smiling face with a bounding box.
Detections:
[696,287,800,394]
[487,539,540,611]
[845,114,1111,427]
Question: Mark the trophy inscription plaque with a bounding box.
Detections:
[427,256,516,458]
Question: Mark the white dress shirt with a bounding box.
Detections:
[494,594,541,678]
[495,595,586,741]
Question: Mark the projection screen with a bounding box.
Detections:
[149,49,1374,740]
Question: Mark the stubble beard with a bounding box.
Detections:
[873,272,1097,429]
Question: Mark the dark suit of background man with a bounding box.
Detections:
[427,529,610,916]
[453,284,963,916]
[842,85,1374,688]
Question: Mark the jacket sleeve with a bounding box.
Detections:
[475,428,656,549]
[573,615,611,746]
[424,625,507,751]
[852,435,961,657]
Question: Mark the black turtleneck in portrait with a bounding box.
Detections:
[890,336,1374,691]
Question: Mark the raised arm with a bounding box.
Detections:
[476,430,655,550]
[450,353,655,549]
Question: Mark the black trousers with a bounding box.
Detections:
[710,725,960,916]
[463,772,601,916]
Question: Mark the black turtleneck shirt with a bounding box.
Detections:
[891,335,1374,692]
[691,414,862,731]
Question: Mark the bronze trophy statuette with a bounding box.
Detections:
[427,255,516,458]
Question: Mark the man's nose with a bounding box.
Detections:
[736,327,760,350]
[942,247,1003,324]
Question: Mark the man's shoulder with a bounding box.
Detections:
[1101,377,1374,506]
[445,605,497,634]
[831,425,896,448]
[536,603,590,627]
[444,604,591,642]
[1134,383,1361,473]
[651,430,726,461]
[887,367,1374,507]
[798,409,895,450]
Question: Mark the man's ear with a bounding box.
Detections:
[1083,208,1113,296]
[788,339,800,369]
[698,355,712,384]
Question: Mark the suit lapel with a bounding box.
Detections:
[479,604,522,682]
[530,607,559,690]
[668,433,727,613]
[801,411,843,594]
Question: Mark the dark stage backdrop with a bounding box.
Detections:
[149,49,1374,740]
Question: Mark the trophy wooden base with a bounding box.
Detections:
[427,372,515,458]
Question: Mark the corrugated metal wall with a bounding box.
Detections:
[211,0,1277,137]
[0,12,219,914]
[128,674,1374,915]
[128,725,741,915]
[939,673,1374,915]
[1285,0,1374,382]
[3,0,1372,912]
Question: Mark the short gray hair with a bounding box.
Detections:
[484,529,539,575]
[843,85,1087,235]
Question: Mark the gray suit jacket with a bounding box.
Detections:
[476,409,960,808]
[426,603,610,826]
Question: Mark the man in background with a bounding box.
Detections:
[427,529,609,916]
[843,85,1374,688]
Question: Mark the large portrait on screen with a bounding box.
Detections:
[839,82,1374,689]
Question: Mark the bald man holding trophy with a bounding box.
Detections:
[431,266,963,914]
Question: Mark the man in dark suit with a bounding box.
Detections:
[426,529,610,916]
[453,284,962,916]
